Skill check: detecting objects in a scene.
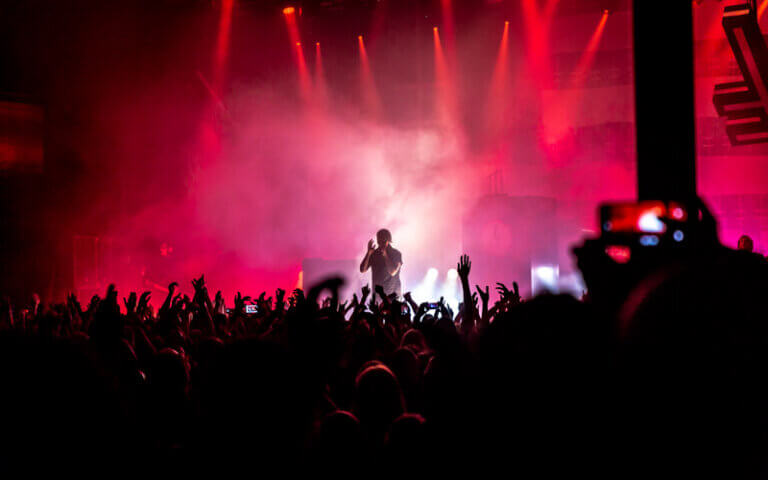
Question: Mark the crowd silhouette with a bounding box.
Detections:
[2,216,768,477]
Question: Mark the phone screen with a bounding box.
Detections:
[245,305,259,314]
[600,201,689,247]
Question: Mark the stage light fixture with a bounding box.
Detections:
[283,6,295,15]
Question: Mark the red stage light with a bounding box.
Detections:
[433,26,438,32]
[296,42,301,46]
[283,6,295,15]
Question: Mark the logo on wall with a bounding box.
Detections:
[713,2,768,145]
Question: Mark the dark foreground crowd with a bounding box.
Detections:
[3,232,768,477]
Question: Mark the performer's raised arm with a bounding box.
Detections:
[360,239,376,273]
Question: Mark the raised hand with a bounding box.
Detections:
[374,284,386,298]
[214,290,224,311]
[403,291,419,313]
[123,292,138,315]
[367,239,376,253]
[475,284,490,327]
[68,292,83,316]
[101,284,119,313]
[361,283,371,299]
[137,291,151,317]
[496,281,520,304]
[31,293,41,312]
[160,282,179,314]
[475,284,490,304]
[171,293,184,312]
[457,254,471,280]
[106,284,118,300]
[291,288,305,307]
[438,297,453,320]
[191,275,208,303]
[234,291,251,315]
[88,294,101,312]
[275,288,286,312]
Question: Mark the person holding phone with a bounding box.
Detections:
[360,228,403,298]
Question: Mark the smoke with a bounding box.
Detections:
[82,4,639,302]
[190,82,473,295]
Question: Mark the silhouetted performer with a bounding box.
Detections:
[360,229,403,298]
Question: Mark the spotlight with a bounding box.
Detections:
[426,268,439,280]
[505,20,509,25]
[433,26,439,32]
[441,269,460,313]
[603,9,610,15]
[283,6,295,15]
[411,268,440,304]
[358,35,363,40]
[296,42,301,46]
[446,268,458,281]
[532,264,560,296]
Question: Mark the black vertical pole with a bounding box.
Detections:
[633,1,697,201]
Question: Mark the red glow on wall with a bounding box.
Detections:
[522,0,555,90]
[542,11,609,147]
[572,11,609,86]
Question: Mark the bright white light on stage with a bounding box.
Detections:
[446,268,458,281]
[426,267,439,281]
[531,264,559,296]
[440,268,460,313]
[411,268,439,304]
